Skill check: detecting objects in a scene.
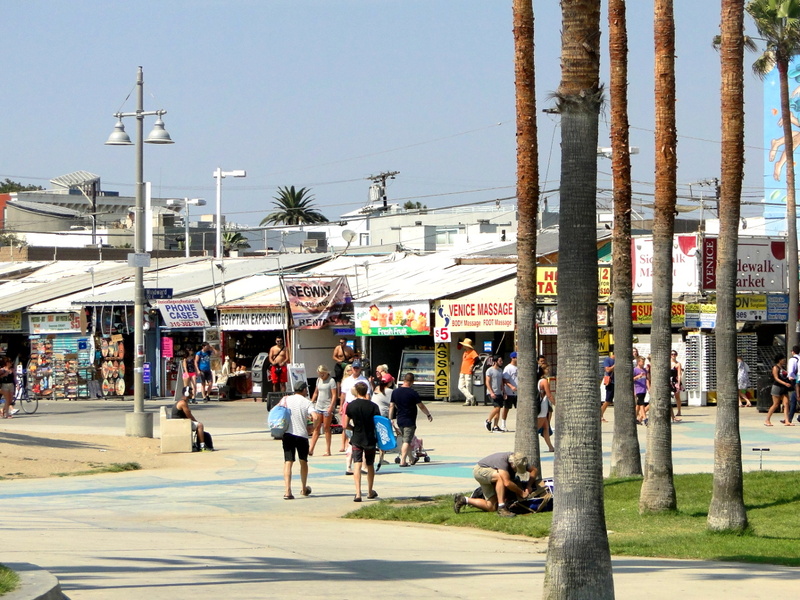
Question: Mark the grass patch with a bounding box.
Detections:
[54,462,141,477]
[347,471,800,566]
[0,563,20,595]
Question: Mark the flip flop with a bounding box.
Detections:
[353,496,362,502]
[301,486,312,496]
[764,423,774,427]
[283,494,294,500]
[368,490,378,499]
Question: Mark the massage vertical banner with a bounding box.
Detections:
[282,277,353,329]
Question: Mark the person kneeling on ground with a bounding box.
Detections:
[172,389,212,451]
[453,451,546,517]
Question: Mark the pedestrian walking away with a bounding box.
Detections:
[345,381,380,502]
[281,381,314,499]
[388,372,432,467]
[737,355,752,408]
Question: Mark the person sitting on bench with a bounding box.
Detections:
[172,389,212,451]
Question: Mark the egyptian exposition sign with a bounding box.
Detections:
[283,277,353,329]
[434,299,515,331]
[219,308,286,331]
[702,237,786,292]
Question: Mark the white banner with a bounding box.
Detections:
[632,235,699,294]
[435,298,515,331]
[155,299,210,329]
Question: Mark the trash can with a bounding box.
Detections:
[756,373,773,413]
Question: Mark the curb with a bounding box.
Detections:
[3,563,65,600]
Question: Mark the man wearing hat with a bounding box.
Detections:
[458,338,480,406]
[453,451,547,517]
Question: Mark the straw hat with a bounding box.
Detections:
[460,338,474,350]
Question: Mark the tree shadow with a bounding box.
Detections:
[0,432,115,450]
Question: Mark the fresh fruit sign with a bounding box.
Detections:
[354,302,430,336]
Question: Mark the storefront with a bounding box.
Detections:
[155,298,212,398]
[0,311,28,364]
[434,277,516,402]
[26,312,94,400]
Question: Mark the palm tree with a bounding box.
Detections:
[221,228,251,257]
[608,0,643,479]
[639,0,678,514]
[747,0,800,353]
[511,0,541,472]
[542,1,614,598]
[260,186,329,226]
[708,0,748,533]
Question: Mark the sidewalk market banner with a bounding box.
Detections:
[354,301,430,336]
[283,277,353,329]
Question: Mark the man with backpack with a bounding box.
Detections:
[345,381,380,502]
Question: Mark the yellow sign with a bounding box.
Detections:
[631,302,686,326]
[434,342,450,400]
[537,266,612,297]
[598,329,611,354]
[0,312,22,332]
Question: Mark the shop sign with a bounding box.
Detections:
[632,235,699,294]
[161,336,174,359]
[538,326,558,336]
[28,312,81,334]
[283,277,353,329]
[155,299,210,329]
[597,304,609,327]
[536,305,558,325]
[355,301,430,336]
[702,237,786,292]
[598,329,611,354]
[434,342,450,399]
[219,308,286,331]
[0,311,22,332]
[767,294,789,322]
[435,298,514,331]
[631,302,686,326]
[685,303,717,329]
[536,266,612,297]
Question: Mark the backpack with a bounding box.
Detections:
[193,431,213,451]
[374,415,397,451]
[268,398,291,439]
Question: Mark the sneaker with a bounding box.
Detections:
[492,426,503,433]
[10,408,19,416]
[201,446,213,452]
[497,506,516,518]
[496,425,508,432]
[453,494,468,514]
[485,420,492,432]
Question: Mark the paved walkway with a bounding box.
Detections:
[1,398,797,599]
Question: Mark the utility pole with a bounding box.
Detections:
[366,171,400,209]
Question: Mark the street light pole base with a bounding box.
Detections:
[126,412,154,438]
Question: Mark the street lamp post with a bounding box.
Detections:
[213,168,246,258]
[106,66,174,438]
[167,198,206,258]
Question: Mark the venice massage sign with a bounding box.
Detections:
[435,299,515,331]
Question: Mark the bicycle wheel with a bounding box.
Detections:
[20,395,38,414]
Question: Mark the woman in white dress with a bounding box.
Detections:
[309,365,338,456]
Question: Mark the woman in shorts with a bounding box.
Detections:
[766,354,793,426]
[309,365,337,456]
[181,349,197,397]
[634,356,649,425]
[0,357,15,419]
[537,365,555,452]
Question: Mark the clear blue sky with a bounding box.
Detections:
[1,1,765,227]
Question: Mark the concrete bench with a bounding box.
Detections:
[159,405,193,453]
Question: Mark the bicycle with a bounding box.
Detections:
[13,381,38,415]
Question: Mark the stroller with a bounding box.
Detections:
[394,435,431,464]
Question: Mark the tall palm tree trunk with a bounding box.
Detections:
[543,2,614,598]
[512,0,542,470]
[779,59,799,353]
[608,0,642,478]
[708,0,748,532]
[639,0,677,513]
